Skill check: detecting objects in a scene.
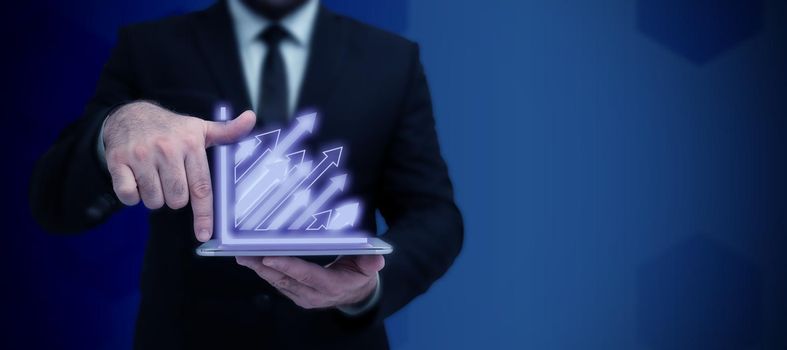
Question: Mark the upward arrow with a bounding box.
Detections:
[235,114,317,191]
[301,147,342,190]
[306,210,333,231]
[264,189,312,231]
[326,202,360,230]
[234,159,288,226]
[288,174,348,230]
[237,113,315,186]
[238,160,313,230]
[270,113,316,159]
[258,147,342,226]
[285,149,306,173]
[234,129,279,182]
[234,138,259,165]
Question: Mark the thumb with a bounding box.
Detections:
[204,110,256,147]
[355,255,385,276]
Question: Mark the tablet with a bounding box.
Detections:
[196,237,393,256]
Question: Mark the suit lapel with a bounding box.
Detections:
[295,6,348,115]
[191,1,253,117]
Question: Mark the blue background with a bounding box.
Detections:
[2,0,786,349]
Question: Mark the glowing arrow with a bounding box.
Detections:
[306,210,332,230]
[258,147,342,225]
[269,113,316,159]
[234,138,259,165]
[264,189,311,231]
[285,149,306,173]
[235,113,314,188]
[301,147,342,190]
[289,174,347,230]
[326,202,359,230]
[234,130,279,183]
[234,159,287,225]
[239,161,313,230]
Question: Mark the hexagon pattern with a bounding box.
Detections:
[637,236,763,350]
[637,0,763,64]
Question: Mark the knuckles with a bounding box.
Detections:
[105,150,127,165]
[164,178,188,207]
[167,186,189,209]
[136,176,164,209]
[153,137,177,159]
[297,273,314,286]
[190,181,212,199]
[113,136,202,166]
[273,278,291,290]
[105,103,206,161]
[132,144,151,162]
[181,136,202,152]
[170,180,188,198]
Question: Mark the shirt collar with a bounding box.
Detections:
[228,0,319,46]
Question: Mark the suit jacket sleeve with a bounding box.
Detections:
[29,28,138,232]
[375,44,464,319]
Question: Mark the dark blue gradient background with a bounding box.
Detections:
[2,0,786,349]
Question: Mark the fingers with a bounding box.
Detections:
[185,150,213,242]
[134,164,165,209]
[102,103,226,225]
[237,257,293,287]
[236,256,381,309]
[108,164,140,205]
[236,257,324,307]
[330,255,386,277]
[204,110,256,147]
[262,256,335,289]
[354,255,386,276]
[158,157,189,210]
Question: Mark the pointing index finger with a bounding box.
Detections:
[185,149,213,242]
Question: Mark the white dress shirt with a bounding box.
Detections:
[227,0,317,115]
[100,0,380,316]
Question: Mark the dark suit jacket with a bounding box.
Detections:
[29,1,463,349]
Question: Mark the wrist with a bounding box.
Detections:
[337,273,381,316]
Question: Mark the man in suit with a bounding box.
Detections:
[29,0,463,348]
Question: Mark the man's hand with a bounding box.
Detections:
[236,255,385,309]
[103,101,256,241]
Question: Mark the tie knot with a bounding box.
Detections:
[261,25,289,46]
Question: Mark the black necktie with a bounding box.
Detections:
[258,25,290,128]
